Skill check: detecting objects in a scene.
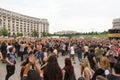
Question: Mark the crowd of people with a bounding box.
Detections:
[0,37,120,80]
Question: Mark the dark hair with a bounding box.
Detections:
[20,41,24,44]
[63,58,75,76]
[1,42,6,46]
[8,43,11,45]
[90,48,95,53]
[27,70,40,80]
[20,58,29,79]
[65,58,72,67]
[43,55,62,80]
[9,47,14,52]
[114,63,120,74]
[42,47,47,52]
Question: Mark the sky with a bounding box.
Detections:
[0,0,120,33]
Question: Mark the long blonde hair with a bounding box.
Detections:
[80,58,92,74]
[100,57,110,70]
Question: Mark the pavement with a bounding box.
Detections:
[0,55,81,80]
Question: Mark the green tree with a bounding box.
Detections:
[1,27,8,36]
[0,31,2,36]
[17,33,20,37]
[42,32,47,37]
[17,33,23,37]
[21,33,23,36]
[32,30,39,37]
[47,33,52,37]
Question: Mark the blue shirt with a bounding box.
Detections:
[6,53,17,65]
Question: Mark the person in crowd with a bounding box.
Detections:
[22,54,43,80]
[47,41,53,53]
[6,43,12,54]
[20,58,29,80]
[0,52,3,61]
[43,47,48,64]
[88,48,98,71]
[0,42,7,62]
[20,50,34,80]
[62,58,76,80]
[95,45,104,63]
[77,46,83,62]
[84,44,89,58]
[80,58,93,80]
[36,43,44,66]
[106,46,117,72]
[108,63,120,80]
[26,45,34,57]
[70,44,76,64]
[5,47,17,80]
[114,44,120,59]
[23,42,28,58]
[19,41,25,61]
[53,46,58,58]
[43,54,63,80]
[92,57,110,80]
[61,43,66,56]
[117,49,120,63]
[13,41,19,57]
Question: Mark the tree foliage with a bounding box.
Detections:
[0,31,2,36]
[32,30,39,37]
[1,27,8,36]
[17,33,23,37]
[42,32,47,37]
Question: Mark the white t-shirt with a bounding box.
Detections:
[70,46,75,55]
[7,45,12,53]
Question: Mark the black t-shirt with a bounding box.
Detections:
[108,74,120,80]
[92,68,104,80]
[88,53,96,66]
[77,49,83,58]
[1,44,7,52]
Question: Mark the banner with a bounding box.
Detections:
[108,33,120,37]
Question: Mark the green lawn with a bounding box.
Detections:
[73,34,108,39]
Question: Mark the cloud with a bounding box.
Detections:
[0,0,120,33]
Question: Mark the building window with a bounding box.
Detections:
[8,17,10,19]
[16,24,19,26]
[8,20,10,22]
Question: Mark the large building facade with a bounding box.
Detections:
[113,18,120,29]
[0,8,49,38]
